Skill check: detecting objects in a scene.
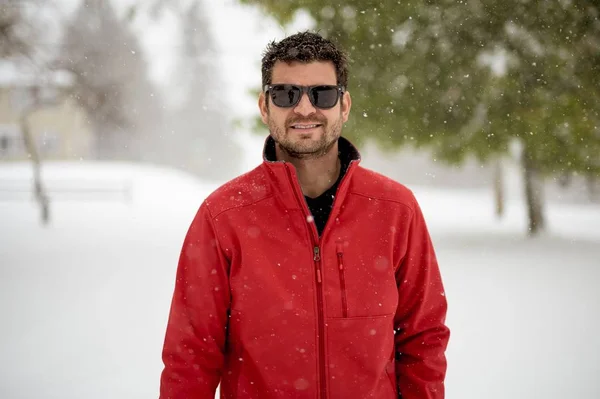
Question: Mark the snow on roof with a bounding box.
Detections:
[0,60,75,88]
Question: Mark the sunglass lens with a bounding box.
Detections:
[310,86,339,108]
[271,85,301,107]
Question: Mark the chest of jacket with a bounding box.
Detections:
[214,191,408,398]
[214,191,412,321]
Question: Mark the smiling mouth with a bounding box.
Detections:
[290,123,323,130]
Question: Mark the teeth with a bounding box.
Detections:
[294,124,318,129]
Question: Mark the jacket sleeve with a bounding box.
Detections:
[160,202,231,399]
[394,195,450,399]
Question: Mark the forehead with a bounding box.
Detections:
[271,61,337,85]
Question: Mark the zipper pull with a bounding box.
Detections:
[336,243,344,270]
[313,246,321,261]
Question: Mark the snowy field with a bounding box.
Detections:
[1,160,599,399]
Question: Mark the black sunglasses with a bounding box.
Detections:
[264,84,345,109]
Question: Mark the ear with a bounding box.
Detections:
[341,90,351,123]
[258,92,269,125]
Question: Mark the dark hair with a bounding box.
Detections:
[261,31,349,88]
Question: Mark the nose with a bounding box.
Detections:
[293,91,317,116]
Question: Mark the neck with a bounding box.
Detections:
[276,141,341,198]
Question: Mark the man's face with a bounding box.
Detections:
[259,61,351,159]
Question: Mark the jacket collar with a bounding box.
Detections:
[260,135,361,211]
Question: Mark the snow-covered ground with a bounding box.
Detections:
[1,161,599,399]
[419,188,600,399]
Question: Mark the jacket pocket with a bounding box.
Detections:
[336,243,349,318]
[326,313,396,399]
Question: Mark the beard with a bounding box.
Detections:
[268,112,343,160]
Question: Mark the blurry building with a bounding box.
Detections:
[0,61,93,162]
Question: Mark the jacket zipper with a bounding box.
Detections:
[313,246,327,399]
[285,164,328,399]
[336,244,348,318]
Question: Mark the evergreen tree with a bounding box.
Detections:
[240,0,600,235]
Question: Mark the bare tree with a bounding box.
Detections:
[0,0,55,225]
[0,0,42,58]
[57,0,163,161]
[19,86,58,225]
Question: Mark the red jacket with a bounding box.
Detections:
[160,137,450,399]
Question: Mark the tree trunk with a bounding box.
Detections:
[20,110,50,225]
[521,144,545,236]
[493,157,505,219]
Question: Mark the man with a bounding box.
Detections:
[160,31,450,399]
